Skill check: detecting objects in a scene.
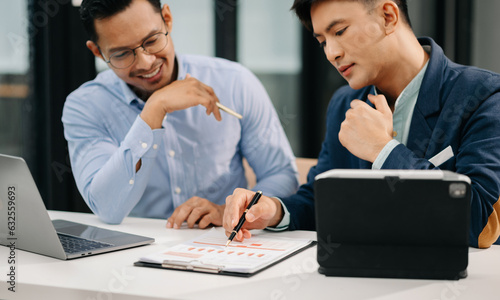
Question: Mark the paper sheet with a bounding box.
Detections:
[139,228,313,273]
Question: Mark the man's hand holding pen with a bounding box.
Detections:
[223,188,284,242]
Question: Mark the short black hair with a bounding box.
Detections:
[291,0,412,31]
[80,0,162,42]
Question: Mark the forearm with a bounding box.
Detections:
[82,148,154,224]
[243,123,299,198]
[252,164,299,198]
[69,116,164,224]
[140,96,166,130]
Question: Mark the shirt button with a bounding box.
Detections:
[141,142,148,149]
[129,179,134,185]
[153,144,158,150]
[175,187,181,194]
[169,150,175,157]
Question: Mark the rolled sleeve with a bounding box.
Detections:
[124,116,164,161]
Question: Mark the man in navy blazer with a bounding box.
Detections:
[223,0,500,248]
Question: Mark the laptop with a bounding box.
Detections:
[314,169,470,280]
[0,154,154,260]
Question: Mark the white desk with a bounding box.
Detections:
[1,211,499,300]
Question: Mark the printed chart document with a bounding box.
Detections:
[134,228,315,277]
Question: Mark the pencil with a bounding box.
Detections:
[216,102,243,119]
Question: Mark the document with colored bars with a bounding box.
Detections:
[134,228,316,277]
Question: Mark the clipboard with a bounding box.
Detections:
[134,228,316,277]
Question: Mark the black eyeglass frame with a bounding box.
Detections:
[98,31,169,69]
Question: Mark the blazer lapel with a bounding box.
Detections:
[406,108,434,158]
[406,38,446,159]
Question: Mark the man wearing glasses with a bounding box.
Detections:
[62,0,298,226]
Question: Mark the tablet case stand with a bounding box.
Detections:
[314,170,470,280]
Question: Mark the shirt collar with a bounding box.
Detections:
[175,54,187,80]
[115,73,143,106]
[393,60,429,110]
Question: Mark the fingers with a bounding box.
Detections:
[339,95,394,162]
[166,197,202,229]
[167,189,278,245]
[349,99,365,109]
[166,203,191,229]
[228,228,252,243]
[198,214,213,229]
[223,188,251,232]
[198,81,222,121]
[223,189,278,236]
[184,74,222,121]
[142,74,222,128]
[347,96,392,122]
[187,201,223,229]
[186,204,210,228]
[245,204,263,222]
[166,197,223,229]
[346,99,368,120]
[224,228,252,243]
[367,94,392,116]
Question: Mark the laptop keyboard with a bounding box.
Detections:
[58,233,114,254]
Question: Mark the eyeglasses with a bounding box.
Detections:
[100,31,169,69]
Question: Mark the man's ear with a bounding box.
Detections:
[381,1,399,34]
[86,40,104,60]
[162,4,173,33]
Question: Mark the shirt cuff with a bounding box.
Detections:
[372,139,400,170]
[124,115,165,159]
[265,197,290,231]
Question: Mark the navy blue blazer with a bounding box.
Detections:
[282,37,500,248]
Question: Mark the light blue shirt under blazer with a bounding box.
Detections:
[62,54,299,224]
[373,50,430,169]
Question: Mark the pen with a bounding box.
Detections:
[225,191,263,247]
[216,102,243,119]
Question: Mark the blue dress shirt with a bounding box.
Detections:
[62,54,298,224]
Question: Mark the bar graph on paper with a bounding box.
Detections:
[138,228,314,273]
